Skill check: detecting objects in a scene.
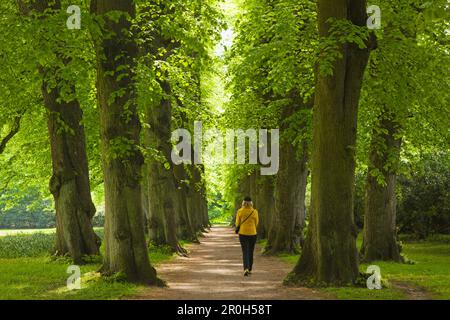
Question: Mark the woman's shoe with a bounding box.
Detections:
[244,269,250,276]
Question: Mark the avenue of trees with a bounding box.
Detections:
[1,0,221,283]
[223,0,448,286]
[0,0,449,287]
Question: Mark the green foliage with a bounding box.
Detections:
[0,0,102,206]
[397,152,450,238]
[0,187,54,229]
[354,152,450,236]
[147,242,178,263]
[357,0,450,171]
[209,191,232,224]
[0,233,54,259]
[353,171,366,229]
[0,228,101,259]
[108,137,139,161]
[222,0,317,206]
[318,18,370,76]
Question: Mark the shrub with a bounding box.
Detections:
[0,229,104,259]
[397,153,450,238]
[0,233,54,258]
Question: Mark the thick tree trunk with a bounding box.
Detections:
[17,0,100,264]
[173,164,198,241]
[43,80,100,264]
[266,105,308,255]
[360,113,403,262]
[290,0,373,285]
[91,0,158,284]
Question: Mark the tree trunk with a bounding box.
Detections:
[17,0,100,264]
[44,79,100,264]
[183,165,202,233]
[91,0,158,284]
[173,164,198,241]
[197,165,211,230]
[254,174,275,239]
[144,80,187,255]
[290,0,373,285]
[266,104,308,255]
[360,113,403,262]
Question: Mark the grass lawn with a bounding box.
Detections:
[0,251,174,300]
[277,235,450,300]
[0,230,176,300]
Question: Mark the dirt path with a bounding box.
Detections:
[391,281,434,300]
[128,225,329,300]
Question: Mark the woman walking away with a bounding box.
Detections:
[235,196,259,276]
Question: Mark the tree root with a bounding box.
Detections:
[174,243,189,257]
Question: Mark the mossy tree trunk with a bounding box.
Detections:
[266,103,309,254]
[173,163,198,241]
[144,79,186,255]
[290,0,374,285]
[254,174,275,239]
[44,78,100,264]
[360,112,403,262]
[91,0,158,284]
[196,165,211,230]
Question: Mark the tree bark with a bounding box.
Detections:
[360,112,403,262]
[0,114,22,155]
[173,163,198,241]
[91,0,158,284]
[254,174,275,239]
[266,104,308,254]
[43,78,100,264]
[290,0,373,285]
[195,165,210,231]
[144,79,187,255]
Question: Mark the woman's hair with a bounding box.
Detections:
[242,196,253,208]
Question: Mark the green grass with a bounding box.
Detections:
[0,227,103,237]
[0,233,55,258]
[275,234,450,300]
[0,230,176,300]
[0,228,56,237]
[0,228,102,259]
[0,257,143,300]
[361,240,450,300]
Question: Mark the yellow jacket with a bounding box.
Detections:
[235,207,259,236]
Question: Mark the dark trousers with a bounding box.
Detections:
[239,234,257,271]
